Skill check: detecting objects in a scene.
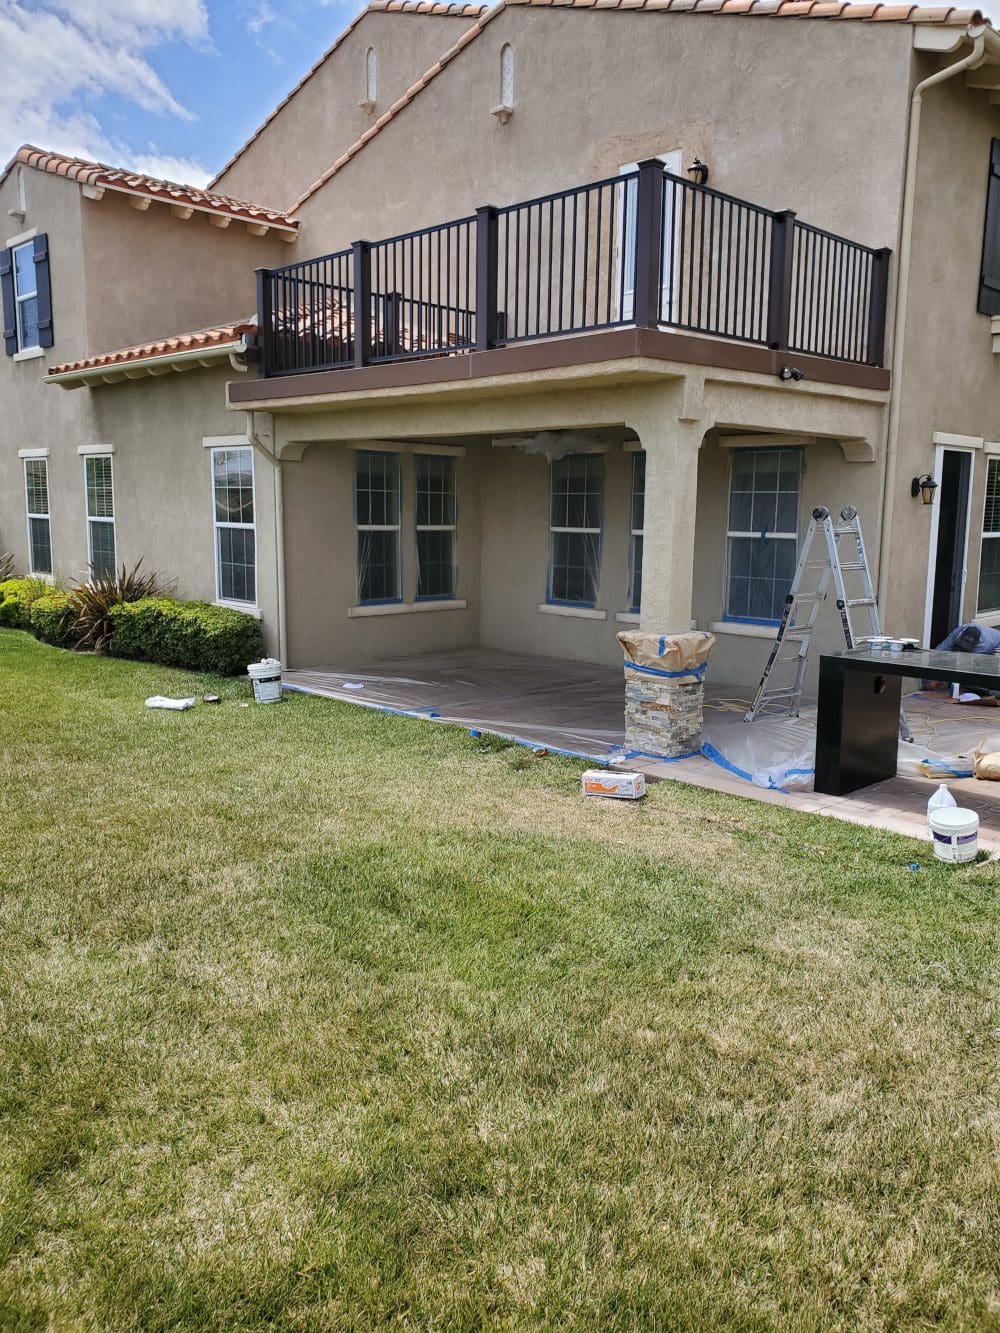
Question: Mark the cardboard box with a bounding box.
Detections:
[581,769,646,800]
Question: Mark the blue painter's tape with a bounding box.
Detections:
[624,660,706,680]
[623,748,698,762]
[701,741,752,782]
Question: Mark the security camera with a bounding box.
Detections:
[779,365,805,382]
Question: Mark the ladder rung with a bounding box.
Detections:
[792,593,824,602]
[845,597,876,608]
[839,563,866,572]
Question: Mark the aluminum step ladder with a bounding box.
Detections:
[745,505,913,741]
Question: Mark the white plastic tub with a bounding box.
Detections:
[248,658,283,704]
[929,807,979,863]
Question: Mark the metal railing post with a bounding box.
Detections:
[766,209,796,351]
[351,240,372,368]
[866,247,891,367]
[475,205,499,351]
[256,267,273,376]
[633,159,665,329]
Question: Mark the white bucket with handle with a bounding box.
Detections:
[248,658,283,704]
[929,807,979,863]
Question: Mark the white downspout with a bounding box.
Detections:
[246,410,287,667]
[877,26,989,615]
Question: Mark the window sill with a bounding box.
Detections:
[348,599,467,618]
[709,620,778,639]
[215,600,262,619]
[537,603,607,621]
[13,346,43,362]
[615,611,640,625]
[975,609,1000,627]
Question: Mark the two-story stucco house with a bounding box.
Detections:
[3,0,1000,748]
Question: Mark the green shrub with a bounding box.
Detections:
[70,560,169,654]
[108,597,263,675]
[29,592,76,647]
[0,578,53,630]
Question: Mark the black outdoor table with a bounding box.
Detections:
[815,649,1000,796]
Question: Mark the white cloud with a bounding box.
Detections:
[0,0,208,179]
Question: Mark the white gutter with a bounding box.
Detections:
[45,335,252,389]
[877,23,996,613]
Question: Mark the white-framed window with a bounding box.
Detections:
[365,46,377,104]
[725,448,801,623]
[356,451,400,603]
[24,457,51,575]
[415,454,456,599]
[549,453,603,607]
[212,446,257,605]
[84,454,116,580]
[628,452,645,614]
[13,240,39,351]
[617,150,683,322]
[978,457,1000,613]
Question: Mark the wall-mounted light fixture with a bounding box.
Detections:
[778,365,805,382]
[911,474,938,505]
[686,158,709,186]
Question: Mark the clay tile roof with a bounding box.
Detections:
[47,320,257,379]
[8,147,298,231]
[206,0,487,190]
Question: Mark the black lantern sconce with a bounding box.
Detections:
[686,158,709,186]
[911,474,938,505]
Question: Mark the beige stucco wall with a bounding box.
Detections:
[78,192,289,359]
[296,10,912,257]
[282,442,481,666]
[211,10,483,213]
[884,75,1000,636]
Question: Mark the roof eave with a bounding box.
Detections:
[45,337,252,390]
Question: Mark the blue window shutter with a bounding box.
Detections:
[0,248,15,356]
[33,233,53,349]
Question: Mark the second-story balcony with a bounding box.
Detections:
[254,161,890,383]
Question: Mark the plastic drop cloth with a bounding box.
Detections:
[701,691,1000,791]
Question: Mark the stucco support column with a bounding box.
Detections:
[633,409,705,635]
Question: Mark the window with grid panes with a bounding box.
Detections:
[356,451,400,602]
[979,458,1000,613]
[24,457,51,575]
[549,453,603,606]
[725,448,801,622]
[85,455,116,579]
[212,447,256,604]
[415,454,456,599]
[628,452,644,613]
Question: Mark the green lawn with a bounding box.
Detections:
[1,630,998,1331]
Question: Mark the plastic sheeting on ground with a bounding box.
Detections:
[283,648,629,762]
[701,691,1000,791]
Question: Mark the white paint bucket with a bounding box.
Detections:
[248,658,283,704]
[929,807,979,864]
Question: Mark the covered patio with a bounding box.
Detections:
[282,647,1000,851]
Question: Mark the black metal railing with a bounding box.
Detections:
[258,248,353,375]
[494,173,635,342]
[366,217,476,362]
[257,162,891,377]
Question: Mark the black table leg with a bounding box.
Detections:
[815,662,901,796]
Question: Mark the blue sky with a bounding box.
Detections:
[0,0,369,189]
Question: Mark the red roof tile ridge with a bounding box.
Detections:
[48,319,257,377]
[9,146,298,228]
[205,0,487,191]
[286,0,986,214]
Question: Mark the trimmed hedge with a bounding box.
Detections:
[108,597,263,675]
[0,578,53,630]
[29,592,75,647]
